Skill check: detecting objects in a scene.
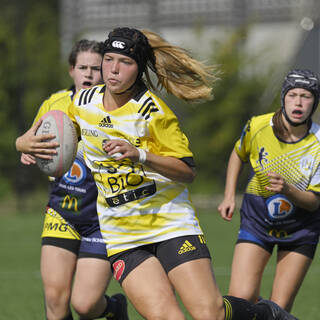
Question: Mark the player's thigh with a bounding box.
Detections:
[271,250,312,311]
[168,258,225,320]
[41,208,80,292]
[72,257,112,304]
[72,227,111,303]
[41,244,77,293]
[228,242,271,301]
[122,256,185,320]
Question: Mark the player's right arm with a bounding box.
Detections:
[15,119,58,159]
[218,148,244,221]
[218,118,252,221]
[16,95,62,162]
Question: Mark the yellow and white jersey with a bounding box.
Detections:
[235,112,320,198]
[66,84,203,256]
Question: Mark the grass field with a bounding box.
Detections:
[0,198,319,319]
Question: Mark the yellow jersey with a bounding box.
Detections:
[66,84,203,256]
[236,112,320,198]
[235,113,320,243]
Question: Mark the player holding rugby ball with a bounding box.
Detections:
[16,39,128,320]
[64,27,297,320]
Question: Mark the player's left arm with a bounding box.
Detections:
[266,172,320,211]
[103,139,195,184]
[103,107,195,183]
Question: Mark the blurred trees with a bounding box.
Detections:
[178,27,279,194]
[0,4,281,204]
[0,1,68,202]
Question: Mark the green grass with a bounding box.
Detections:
[0,204,319,319]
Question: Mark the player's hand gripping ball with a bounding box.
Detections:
[36,110,77,177]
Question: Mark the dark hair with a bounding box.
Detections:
[68,39,104,67]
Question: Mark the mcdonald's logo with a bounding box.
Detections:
[62,195,78,211]
[268,229,288,239]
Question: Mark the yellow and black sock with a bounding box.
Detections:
[223,295,270,320]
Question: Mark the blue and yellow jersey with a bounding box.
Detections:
[235,112,320,243]
[34,88,99,229]
[66,84,203,256]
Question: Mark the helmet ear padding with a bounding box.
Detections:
[281,69,320,126]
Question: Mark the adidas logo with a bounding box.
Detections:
[99,116,113,128]
[178,240,196,254]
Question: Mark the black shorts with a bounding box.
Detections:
[41,236,109,260]
[109,235,211,285]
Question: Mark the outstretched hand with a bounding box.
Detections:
[15,119,59,159]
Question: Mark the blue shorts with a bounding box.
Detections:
[41,207,108,260]
[237,229,317,259]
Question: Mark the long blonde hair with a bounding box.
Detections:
[142,30,218,102]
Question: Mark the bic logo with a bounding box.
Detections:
[62,195,78,211]
[266,195,295,220]
[63,158,86,185]
[112,41,125,49]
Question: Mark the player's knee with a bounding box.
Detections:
[145,311,185,320]
[229,284,259,303]
[189,296,225,320]
[142,304,186,320]
[71,295,97,316]
[45,287,70,318]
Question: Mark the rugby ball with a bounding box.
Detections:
[35,110,78,177]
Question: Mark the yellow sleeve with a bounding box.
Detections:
[148,110,193,158]
[234,118,252,163]
[65,97,81,138]
[32,90,72,125]
[32,99,51,125]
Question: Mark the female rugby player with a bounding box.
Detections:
[16,39,128,320]
[218,68,320,313]
[20,27,298,320]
